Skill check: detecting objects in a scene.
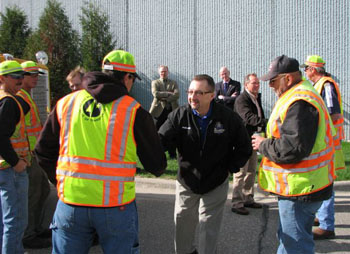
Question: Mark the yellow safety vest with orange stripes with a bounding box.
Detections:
[0,90,31,169]
[17,89,42,151]
[258,81,335,196]
[55,90,140,207]
[314,76,345,171]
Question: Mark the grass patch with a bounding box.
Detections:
[137,142,350,181]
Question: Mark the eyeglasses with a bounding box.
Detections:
[5,73,24,80]
[269,74,286,85]
[25,73,39,77]
[186,90,213,96]
[304,66,311,72]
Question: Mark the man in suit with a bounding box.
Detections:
[215,66,241,110]
[231,73,267,215]
[150,65,179,158]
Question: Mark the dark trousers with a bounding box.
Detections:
[154,108,176,157]
[23,157,51,240]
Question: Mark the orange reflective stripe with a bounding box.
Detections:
[105,96,140,162]
[57,92,79,155]
[276,173,287,195]
[109,62,136,72]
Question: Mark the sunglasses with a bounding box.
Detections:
[25,73,39,77]
[6,73,24,80]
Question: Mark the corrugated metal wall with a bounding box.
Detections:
[1,0,349,139]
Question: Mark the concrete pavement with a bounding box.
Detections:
[25,178,350,254]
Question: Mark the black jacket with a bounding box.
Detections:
[234,90,267,137]
[214,79,241,110]
[34,72,167,185]
[159,102,252,194]
[0,95,29,167]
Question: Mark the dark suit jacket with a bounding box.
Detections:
[215,79,241,110]
[234,89,267,137]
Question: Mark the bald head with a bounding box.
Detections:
[219,66,230,82]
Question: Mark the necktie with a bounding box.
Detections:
[223,82,228,94]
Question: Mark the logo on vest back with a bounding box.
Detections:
[82,99,102,120]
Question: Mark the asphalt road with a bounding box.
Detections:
[25,179,350,254]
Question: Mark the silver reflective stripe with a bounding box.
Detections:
[15,147,29,152]
[0,66,23,75]
[106,97,124,160]
[302,146,333,161]
[27,123,41,130]
[58,156,136,169]
[283,174,289,195]
[28,131,41,136]
[11,138,28,143]
[60,93,79,153]
[118,182,124,205]
[263,157,333,174]
[275,174,280,193]
[333,132,340,140]
[58,177,64,199]
[328,156,334,182]
[56,169,134,182]
[119,100,138,161]
[104,181,110,206]
[335,145,342,150]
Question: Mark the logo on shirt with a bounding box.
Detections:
[214,122,225,134]
[82,99,103,120]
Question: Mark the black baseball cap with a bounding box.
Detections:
[260,55,300,81]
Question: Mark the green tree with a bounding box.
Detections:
[0,6,31,58]
[80,2,116,71]
[24,0,80,105]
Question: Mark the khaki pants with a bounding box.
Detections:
[174,177,229,254]
[231,150,257,208]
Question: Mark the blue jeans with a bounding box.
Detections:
[51,200,140,254]
[316,191,335,231]
[0,168,28,254]
[277,199,322,254]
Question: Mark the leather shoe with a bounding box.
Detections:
[313,217,320,226]
[313,227,335,240]
[23,237,51,249]
[244,202,263,209]
[231,207,249,215]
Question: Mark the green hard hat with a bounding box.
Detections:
[21,61,45,74]
[0,60,25,76]
[102,50,141,80]
[300,55,325,68]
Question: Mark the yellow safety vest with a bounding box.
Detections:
[17,89,42,151]
[259,81,335,196]
[314,76,345,171]
[0,90,31,169]
[55,90,140,207]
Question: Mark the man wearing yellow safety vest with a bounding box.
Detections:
[34,50,167,253]
[252,55,335,254]
[302,55,345,240]
[0,60,30,253]
[18,61,52,249]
